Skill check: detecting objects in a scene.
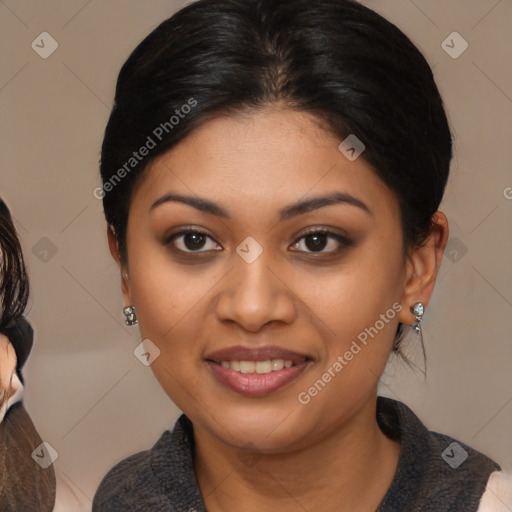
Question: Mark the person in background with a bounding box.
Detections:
[0,198,57,510]
[0,198,91,512]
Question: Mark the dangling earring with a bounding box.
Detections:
[123,305,137,326]
[410,302,424,335]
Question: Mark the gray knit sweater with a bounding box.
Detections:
[92,397,499,511]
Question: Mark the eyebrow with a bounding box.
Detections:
[150,191,372,220]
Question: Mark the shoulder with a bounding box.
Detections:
[92,414,203,512]
[477,471,512,512]
[377,397,502,511]
[92,431,173,512]
[92,448,154,511]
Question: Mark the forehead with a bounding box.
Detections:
[132,108,398,222]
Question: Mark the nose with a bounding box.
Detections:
[214,250,297,333]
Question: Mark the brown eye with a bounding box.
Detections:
[291,229,351,254]
[166,230,222,253]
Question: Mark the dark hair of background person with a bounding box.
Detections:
[98,0,453,359]
[0,199,29,331]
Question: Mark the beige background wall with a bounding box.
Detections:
[1,0,511,507]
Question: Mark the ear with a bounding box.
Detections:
[107,223,132,306]
[398,212,449,326]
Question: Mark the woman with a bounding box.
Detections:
[0,199,89,512]
[92,1,511,510]
[0,198,56,511]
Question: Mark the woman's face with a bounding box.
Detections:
[117,108,426,452]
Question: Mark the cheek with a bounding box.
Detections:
[128,253,211,408]
[128,237,211,336]
[126,244,227,402]
[302,236,404,368]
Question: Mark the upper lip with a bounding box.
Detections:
[205,345,311,364]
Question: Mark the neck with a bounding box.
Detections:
[194,395,401,512]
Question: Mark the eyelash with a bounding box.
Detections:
[165,228,352,256]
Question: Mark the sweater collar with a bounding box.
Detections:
[150,397,499,512]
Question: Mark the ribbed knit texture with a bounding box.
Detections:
[93,397,499,511]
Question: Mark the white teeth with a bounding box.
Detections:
[240,361,255,374]
[272,359,285,371]
[220,359,295,374]
[255,360,272,374]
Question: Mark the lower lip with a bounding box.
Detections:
[207,361,310,397]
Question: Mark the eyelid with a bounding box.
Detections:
[294,226,350,241]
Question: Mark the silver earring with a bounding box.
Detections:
[410,302,424,335]
[123,305,137,326]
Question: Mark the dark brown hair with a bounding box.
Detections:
[0,199,29,331]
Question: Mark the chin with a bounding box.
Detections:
[198,399,314,450]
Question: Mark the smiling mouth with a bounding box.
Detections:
[204,346,312,396]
